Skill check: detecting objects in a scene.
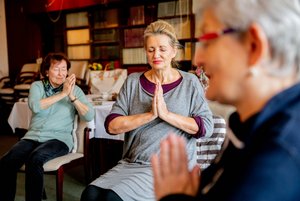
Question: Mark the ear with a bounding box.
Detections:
[172,47,178,59]
[246,23,269,67]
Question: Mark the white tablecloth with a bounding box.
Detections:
[8,100,124,140]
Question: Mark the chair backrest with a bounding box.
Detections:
[196,115,226,170]
[21,63,40,73]
[15,63,40,85]
[69,61,88,84]
[71,115,89,153]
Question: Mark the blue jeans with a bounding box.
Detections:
[0,139,69,201]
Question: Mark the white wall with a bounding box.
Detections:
[0,0,9,77]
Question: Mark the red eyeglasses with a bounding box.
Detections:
[198,28,237,42]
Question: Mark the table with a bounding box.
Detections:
[8,100,124,140]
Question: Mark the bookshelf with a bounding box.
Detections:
[157,0,195,71]
[64,0,196,72]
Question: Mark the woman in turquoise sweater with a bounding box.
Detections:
[0,53,94,201]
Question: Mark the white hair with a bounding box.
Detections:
[196,0,300,79]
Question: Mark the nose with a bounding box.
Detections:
[193,43,206,67]
[57,69,63,75]
[153,50,160,58]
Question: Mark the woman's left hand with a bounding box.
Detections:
[66,74,76,99]
[151,134,200,200]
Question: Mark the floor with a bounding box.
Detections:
[0,102,86,201]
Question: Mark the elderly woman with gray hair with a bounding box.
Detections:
[151,0,300,201]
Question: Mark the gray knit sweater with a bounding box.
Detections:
[91,70,213,201]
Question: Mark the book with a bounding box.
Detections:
[124,28,144,48]
[93,29,119,42]
[68,45,91,59]
[93,45,120,60]
[157,0,190,18]
[94,8,119,28]
[122,48,147,64]
[67,29,90,45]
[128,6,145,25]
[164,17,191,39]
[66,12,89,28]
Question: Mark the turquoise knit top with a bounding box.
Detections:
[22,81,95,151]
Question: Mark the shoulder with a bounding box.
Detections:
[178,70,202,90]
[178,70,199,83]
[32,80,43,86]
[30,80,43,89]
[127,72,143,80]
[124,72,144,86]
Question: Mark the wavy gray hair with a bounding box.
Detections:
[196,0,300,79]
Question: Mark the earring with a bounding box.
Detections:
[249,68,259,77]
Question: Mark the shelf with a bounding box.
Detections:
[157,14,193,20]
[64,0,195,72]
[92,41,120,45]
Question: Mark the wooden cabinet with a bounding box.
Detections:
[65,0,196,72]
[66,12,91,60]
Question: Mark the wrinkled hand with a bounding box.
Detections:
[152,89,158,118]
[155,81,169,119]
[151,134,200,200]
[63,74,76,97]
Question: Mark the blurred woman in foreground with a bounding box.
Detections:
[151,0,300,200]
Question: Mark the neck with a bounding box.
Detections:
[146,68,179,84]
[236,75,296,122]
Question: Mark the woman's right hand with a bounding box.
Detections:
[151,134,200,200]
[62,74,76,96]
[152,84,159,118]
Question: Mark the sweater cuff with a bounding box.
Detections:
[104,113,123,134]
[192,116,206,139]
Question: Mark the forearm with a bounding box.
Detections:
[160,112,199,135]
[39,92,67,109]
[71,98,89,116]
[108,112,156,134]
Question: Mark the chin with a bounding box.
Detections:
[205,88,216,101]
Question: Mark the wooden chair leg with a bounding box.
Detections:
[56,167,64,201]
[42,188,47,200]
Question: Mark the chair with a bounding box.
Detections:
[19,116,92,201]
[13,63,40,99]
[69,61,89,94]
[196,115,227,170]
[0,63,40,105]
[0,75,15,106]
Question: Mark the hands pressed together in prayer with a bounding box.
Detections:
[151,134,201,200]
[63,74,76,101]
[152,81,169,120]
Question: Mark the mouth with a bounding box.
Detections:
[205,73,211,79]
[153,60,162,64]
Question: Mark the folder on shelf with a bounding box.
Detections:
[122,48,147,64]
[157,0,190,18]
[164,17,191,39]
[124,28,144,48]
